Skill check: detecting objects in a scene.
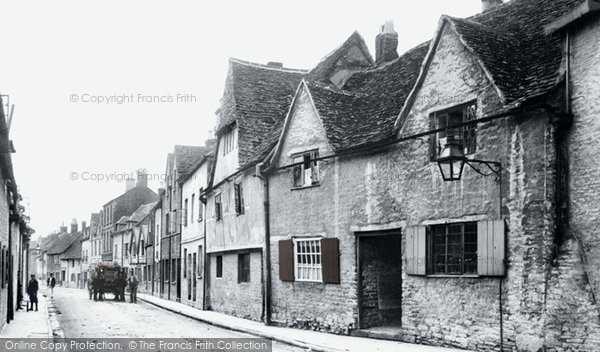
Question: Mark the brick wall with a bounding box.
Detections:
[207,251,262,321]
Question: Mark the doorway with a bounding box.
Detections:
[358,231,402,329]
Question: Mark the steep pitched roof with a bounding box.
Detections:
[304,31,374,84]
[46,231,80,255]
[398,0,586,127]
[174,145,208,181]
[216,59,306,167]
[61,239,82,260]
[128,202,157,223]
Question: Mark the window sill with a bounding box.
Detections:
[426,274,479,278]
[291,184,320,191]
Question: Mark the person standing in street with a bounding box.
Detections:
[48,273,56,298]
[128,270,138,303]
[26,274,39,311]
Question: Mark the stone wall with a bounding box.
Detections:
[207,250,262,321]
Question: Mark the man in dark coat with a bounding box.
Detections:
[128,270,139,303]
[27,274,39,311]
[48,273,56,298]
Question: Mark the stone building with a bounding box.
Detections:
[159,145,207,301]
[100,170,157,262]
[205,59,305,321]
[246,0,600,351]
[180,148,213,309]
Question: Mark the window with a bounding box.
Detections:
[234,182,244,215]
[125,243,129,258]
[191,195,195,224]
[198,245,203,278]
[222,124,237,155]
[216,255,223,278]
[141,240,144,255]
[215,194,222,221]
[429,102,477,160]
[72,260,74,268]
[429,222,477,275]
[184,198,189,227]
[293,238,322,282]
[238,253,250,283]
[293,151,319,188]
[184,249,187,278]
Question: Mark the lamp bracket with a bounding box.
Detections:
[465,159,501,179]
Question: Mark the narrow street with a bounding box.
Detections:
[50,287,305,352]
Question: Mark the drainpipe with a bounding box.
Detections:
[255,162,271,325]
[201,190,208,310]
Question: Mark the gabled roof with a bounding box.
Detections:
[397,0,587,128]
[304,31,374,85]
[270,41,429,156]
[174,145,208,181]
[61,239,82,260]
[127,202,157,223]
[47,231,80,255]
[216,58,306,167]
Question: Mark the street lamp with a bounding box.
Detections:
[437,133,501,182]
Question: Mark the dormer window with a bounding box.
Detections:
[222,124,237,156]
[429,102,477,160]
[292,151,319,188]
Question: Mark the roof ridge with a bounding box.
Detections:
[229,57,307,74]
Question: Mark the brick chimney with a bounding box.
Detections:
[375,21,399,65]
[70,219,78,234]
[137,168,148,188]
[82,221,87,231]
[60,223,68,233]
[482,0,503,12]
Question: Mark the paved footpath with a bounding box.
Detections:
[0,290,53,338]
[138,292,469,352]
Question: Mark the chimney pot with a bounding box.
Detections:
[482,0,503,12]
[375,20,399,65]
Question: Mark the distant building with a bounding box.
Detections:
[46,221,80,286]
[100,169,157,261]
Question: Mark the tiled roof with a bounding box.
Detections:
[61,239,82,260]
[454,0,585,103]
[128,202,157,223]
[305,31,374,84]
[217,59,306,167]
[47,231,80,255]
[174,145,208,180]
[306,41,429,151]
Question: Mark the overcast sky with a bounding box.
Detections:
[1,0,483,239]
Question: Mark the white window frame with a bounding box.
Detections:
[292,150,319,188]
[293,237,322,282]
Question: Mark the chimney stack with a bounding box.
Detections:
[70,219,78,234]
[375,21,399,65]
[137,168,148,188]
[482,0,503,12]
[125,178,136,192]
[60,223,68,233]
[82,220,87,231]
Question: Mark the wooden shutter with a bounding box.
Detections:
[321,238,340,284]
[477,220,506,276]
[406,226,426,275]
[278,240,294,281]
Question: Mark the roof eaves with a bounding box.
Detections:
[545,0,600,34]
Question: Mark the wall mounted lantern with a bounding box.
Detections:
[437,133,501,182]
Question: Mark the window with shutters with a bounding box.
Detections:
[429,102,477,160]
[222,124,237,156]
[428,222,477,275]
[215,194,222,221]
[238,253,250,283]
[216,255,223,278]
[294,238,322,282]
[234,182,244,215]
[292,150,319,188]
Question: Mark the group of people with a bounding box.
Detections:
[23,267,138,312]
[24,273,55,312]
[88,268,138,303]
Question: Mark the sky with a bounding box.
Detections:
[0,0,483,239]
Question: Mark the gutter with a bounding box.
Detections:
[254,162,271,325]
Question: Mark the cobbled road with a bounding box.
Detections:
[50,287,306,351]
